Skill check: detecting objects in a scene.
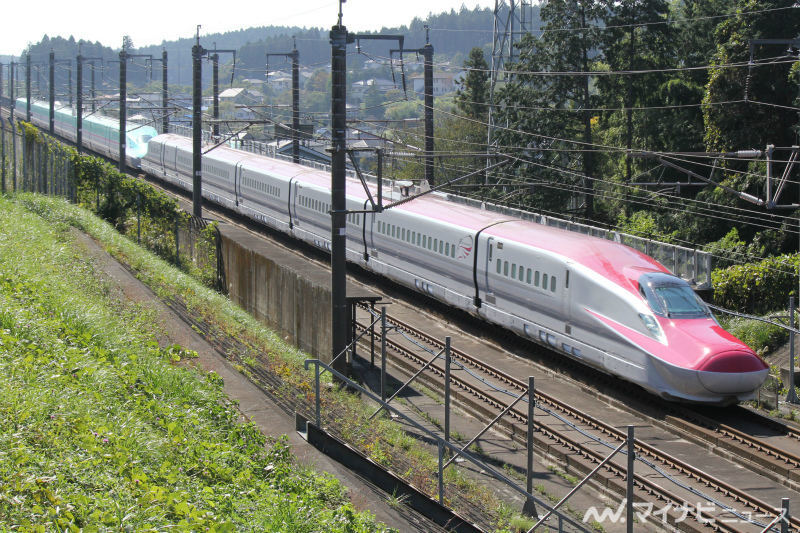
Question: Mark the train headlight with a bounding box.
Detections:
[639,313,663,340]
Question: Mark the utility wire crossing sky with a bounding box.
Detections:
[0,0,495,56]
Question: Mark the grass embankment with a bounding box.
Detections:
[5,193,527,532]
[0,193,390,531]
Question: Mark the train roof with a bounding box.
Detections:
[149,134,669,294]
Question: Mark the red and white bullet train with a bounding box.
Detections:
[142,133,767,404]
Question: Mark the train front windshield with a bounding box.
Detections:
[639,272,709,319]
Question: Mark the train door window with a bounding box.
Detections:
[511,264,517,279]
[526,268,532,284]
[356,214,360,225]
[542,273,549,289]
[496,259,502,274]
[503,261,509,276]
[565,271,570,288]
[534,271,540,287]
[551,277,557,292]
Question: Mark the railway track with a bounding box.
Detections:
[136,169,799,532]
[12,118,795,530]
[356,308,798,532]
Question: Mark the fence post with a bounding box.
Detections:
[525,376,537,517]
[137,192,141,244]
[626,425,635,533]
[380,307,387,403]
[788,297,798,403]
[527,377,535,492]
[444,336,451,444]
[11,123,17,191]
[438,439,444,505]
[782,497,790,533]
[174,214,180,267]
[1,118,5,193]
[315,361,321,427]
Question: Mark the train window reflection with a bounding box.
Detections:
[639,272,709,318]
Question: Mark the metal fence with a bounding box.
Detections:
[0,120,224,292]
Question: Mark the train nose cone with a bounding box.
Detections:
[696,350,769,395]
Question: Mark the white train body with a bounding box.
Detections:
[138,133,766,405]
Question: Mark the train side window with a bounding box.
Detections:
[519,266,524,282]
[534,271,540,286]
[433,238,438,251]
[526,268,532,284]
[551,277,557,292]
[450,244,455,258]
[542,273,549,289]
[401,228,406,240]
[445,242,450,256]
[439,241,444,254]
[428,236,432,250]
[496,259,501,274]
[511,263,517,279]
[416,233,421,246]
[503,261,509,276]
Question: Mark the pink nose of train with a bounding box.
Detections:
[695,350,769,395]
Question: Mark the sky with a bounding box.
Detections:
[0,0,495,56]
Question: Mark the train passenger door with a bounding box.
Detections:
[563,262,574,335]
[234,162,244,206]
[287,179,297,228]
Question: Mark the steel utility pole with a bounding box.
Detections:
[76,52,83,153]
[9,60,15,123]
[162,49,168,132]
[391,27,434,185]
[119,47,127,172]
[48,51,54,134]
[209,45,236,138]
[267,38,301,163]
[422,31,434,186]
[144,50,170,134]
[192,27,208,217]
[329,2,404,376]
[25,54,31,121]
[330,14,350,378]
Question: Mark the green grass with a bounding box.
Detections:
[0,193,390,532]
[717,314,789,356]
[6,192,526,532]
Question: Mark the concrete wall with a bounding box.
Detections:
[219,224,333,361]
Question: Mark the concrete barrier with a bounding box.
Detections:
[218,223,377,363]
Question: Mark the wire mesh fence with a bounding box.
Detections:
[0,119,224,293]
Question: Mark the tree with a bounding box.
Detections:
[494,0,604,218]
[704,0,800,154]
[456,47,489,120]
